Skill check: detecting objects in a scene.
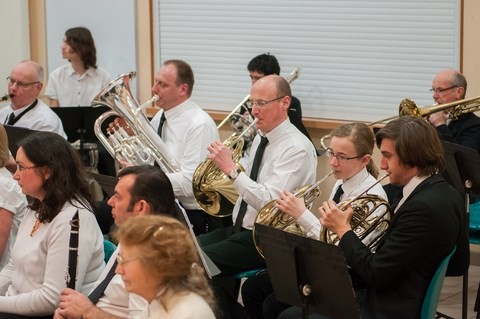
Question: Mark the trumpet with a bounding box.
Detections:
[192,119,258,217]
[218,68,302,141]
[319,174,392,251]
[253,171,334,257]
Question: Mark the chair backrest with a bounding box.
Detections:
[420,246,456,319]
[103,239,117,263]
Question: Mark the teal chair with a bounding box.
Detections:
[103,239,117,263]
[420,247,456,319]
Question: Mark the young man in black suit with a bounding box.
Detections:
[316,116,469,318]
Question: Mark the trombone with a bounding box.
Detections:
[320,95,480,150]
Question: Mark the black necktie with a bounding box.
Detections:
[88,260,118,304]
[391,188,404,212]
[234,136,269,232]
[6,112,15,125]
[157,112,166,137]
[333,185,344,203]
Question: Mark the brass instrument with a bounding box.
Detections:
[319,174,392,251]
[319,95,480,150]
[219,68,302,141]
[253,172,334,257]
[192,119,258,217]
[93,72,180,173]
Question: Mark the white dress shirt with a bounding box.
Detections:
[0,167,27,270]
[94,247,147,318]
[150,98,219,210]
[45,64,111,106]
[297,167,388,245]
[0,99,67,139]
[232,119,317,229]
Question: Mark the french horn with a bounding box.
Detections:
[253,172,334,257]
[92,72,180,173]
[319,174,392,252]
[192,119,258,217]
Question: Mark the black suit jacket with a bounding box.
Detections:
[339,175,468,319]
[436,113,480,152]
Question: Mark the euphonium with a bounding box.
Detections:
[192,119,258,217]
[319,174,392,251]
[253,172,334,257]
[93,72,179,173]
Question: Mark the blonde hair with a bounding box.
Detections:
[330,122,379,178]
[0,125,10,168]
[115,215,217,313]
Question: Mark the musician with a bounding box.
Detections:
[0,61,67,138]
[0,125,27,270]
[54,165,178,319]
[149,59,222,235]
[279,116,468,319]
[242,122,388,319]
[0,132,104,318]
[45,27,111,107]
[427,69,480,151]
[200,74,317,319]
[115,215,217,319]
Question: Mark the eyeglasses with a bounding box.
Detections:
[6,76,40,88]
[429,86,458,94]
[116,255,141,266]
[16,164,38,171]
[325,148,363,163]
[245,96,285,108]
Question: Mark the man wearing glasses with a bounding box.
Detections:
[427,69,480,151]
[0,60,66,139]
[201,75,317,319]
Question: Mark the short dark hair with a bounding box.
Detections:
[163,59,195,97]
[117,165,176,217]
[375,116,445,176]
[247,53,281,76]
[18,131,94,222]
[65,27,97,69]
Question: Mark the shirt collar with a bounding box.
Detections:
[258,118,291,144]
[341,167,369,198]
[163,98,193,120]
[395,174,430,211]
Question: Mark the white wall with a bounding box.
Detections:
[0,0,30,99]
[44,0,137,93]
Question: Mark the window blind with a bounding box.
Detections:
[153,0,460,122]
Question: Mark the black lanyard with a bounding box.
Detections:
[4,99,39,125]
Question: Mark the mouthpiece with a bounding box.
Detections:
[1,94,11,102]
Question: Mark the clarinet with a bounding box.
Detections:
[65,210,80,289]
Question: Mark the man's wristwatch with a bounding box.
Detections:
[227,168,241,180]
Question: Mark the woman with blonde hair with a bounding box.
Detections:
[115,215,216,319]
[0,125,27,270]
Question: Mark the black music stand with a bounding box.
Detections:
[4,125,39,157]
[255,223,360,319]
[441,141,480,319]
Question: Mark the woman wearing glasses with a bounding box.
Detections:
[241,122,389,319]
[0,131,104,318]
[115,215,216,319]
[0,125,27,271]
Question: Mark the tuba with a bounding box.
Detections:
[253,172,334,257]
[192,119,258,217]
[93,72,179,173]
[319,174,392,252]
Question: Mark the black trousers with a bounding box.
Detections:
[0,314,53,319]
[186,209,232,235]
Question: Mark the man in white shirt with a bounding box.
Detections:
[53,165,178,319]
[201,75,317,319]
[0,61,67,139]
[149,59,222,235]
